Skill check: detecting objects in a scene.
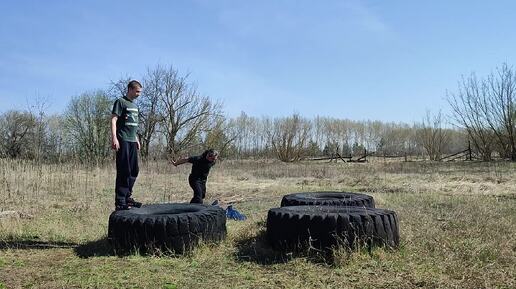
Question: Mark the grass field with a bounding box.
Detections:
[0,158,515,289]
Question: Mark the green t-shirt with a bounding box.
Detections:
[111,96,139,142]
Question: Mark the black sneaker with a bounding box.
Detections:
[126,197,142,208]
[115,204,131,211]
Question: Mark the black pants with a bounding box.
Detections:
[189,175,206,204]
[115,140,139,206]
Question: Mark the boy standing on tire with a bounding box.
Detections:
[111,80,143,210]
[172,149,219,204]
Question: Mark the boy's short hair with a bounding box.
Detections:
[203,149,219,158]
[127,80,142,90]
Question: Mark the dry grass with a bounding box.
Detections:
[0,158,515,288]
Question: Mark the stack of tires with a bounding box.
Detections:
[267,192,399,251]
[108,203,227,254]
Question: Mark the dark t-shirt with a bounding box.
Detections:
[188,155,215,180]
[111,96,139,142]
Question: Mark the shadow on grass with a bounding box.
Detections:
[0,239,78,250]
[74,237,115,258]
[233,229,337,265]
[233,229,289,265]
[0,236,118,258]
[75,238,194,258]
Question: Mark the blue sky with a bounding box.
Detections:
[1,0,515,123]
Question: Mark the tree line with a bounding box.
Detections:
[2,63,515,163]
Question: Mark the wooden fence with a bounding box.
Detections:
[307,145,477,163]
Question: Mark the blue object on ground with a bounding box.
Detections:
[226,205,247,221]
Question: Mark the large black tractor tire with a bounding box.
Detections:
[108,203,226,254]
[267,206,399,251]
[280,192,375,208]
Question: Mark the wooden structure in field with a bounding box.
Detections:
[307,142,478,163]
[439,142,473,162]
[307,150,372,163]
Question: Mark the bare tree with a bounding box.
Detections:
[228,112,269,158]
[448,64,516,161]
[0,110,36,158]
[202,115,238,156]
[267,113,311,162]
[45,114,67,162]
[150,65,221,158]
[376,123,409,156]
[26,95,50,162]
[107,77,132,100]
[228,112,250,158]
[318,117,352,156]
[448,73,495,161]
[137,68,164,158]
[416,110,450,161]
[482,64,516,160]
[64,91,112,164]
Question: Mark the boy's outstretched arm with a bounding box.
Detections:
[171,157,189,167]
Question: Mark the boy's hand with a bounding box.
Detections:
[112,138,120,151]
